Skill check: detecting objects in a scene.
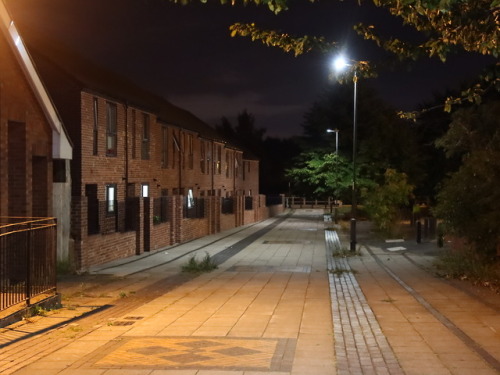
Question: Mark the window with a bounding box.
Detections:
[141,113,150,160]
[200,141,206,174]
[141,183,149,198]
[173,133,180,169]
[225,150,231,178]
[131,110,137,159]
[187,134,193,169]
[106,184,117,214]
[161,126,168,168]
[215,144,222,174]
[92,97,98,155]
[235,154,241,177]
[106,102,117,156]
[187,188,194,209]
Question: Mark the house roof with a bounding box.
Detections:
[0,0,72,160]
[11,24,243,149]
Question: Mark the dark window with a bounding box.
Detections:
[245,196,253,211]
[131,110,137,159]
[93,97,98,155]
[53,159,66,183]
[221,197,234,214]
[225,150,231,178]
[161,126,168,168]
[86,184,99,235]
[141,114,150,160]
[106,102,117,156]
[187,133,193,169]
[200,141,206,173]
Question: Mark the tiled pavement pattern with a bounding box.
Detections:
[10,209,337,374]
[325,229,404,375]
[88,336,294,371]
[3,210,499,375]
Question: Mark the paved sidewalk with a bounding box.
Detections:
[6,209,337,374]
[2,210,498,375]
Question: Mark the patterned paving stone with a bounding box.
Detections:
[85,336,295,372]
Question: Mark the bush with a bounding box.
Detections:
[434,247,499,292]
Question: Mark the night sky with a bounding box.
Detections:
[6,0,495,137]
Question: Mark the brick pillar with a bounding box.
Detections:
[169,195,182,245]
[71,195,87,270]
[135,197,143,255]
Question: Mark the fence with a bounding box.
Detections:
[0,217,57,316]
[285,197,335,209]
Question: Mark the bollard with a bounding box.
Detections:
[350,218,357,252]
[416,221,422,243]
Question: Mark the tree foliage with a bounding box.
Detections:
[362,168,414,234]
[285,152,358,199]
[433,98,500,256]
[299,84,423,187]
[225,0,500,113]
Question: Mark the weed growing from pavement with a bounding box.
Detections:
[382,298,396,303]
[329,267,358,277]
[332,247,362,258]
[182,252,218,273]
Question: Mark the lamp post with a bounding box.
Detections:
[326,128,339,221]
[326,128,339,154]
[333,55,358,252]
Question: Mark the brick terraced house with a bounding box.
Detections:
[1,0,72,320]
[20,37,278,271]
[0,1,72,255]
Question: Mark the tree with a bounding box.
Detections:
[224,0,499,111]
[299,84,423,188]
[215,109,266,157]
[215,110,301,194]
[285,151,371,201]
[434,97,500,256]
[362,168,415,235]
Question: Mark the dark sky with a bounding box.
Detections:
[6,0,494,137]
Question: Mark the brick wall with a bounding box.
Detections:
[71,90,279,270]
[0,32,53,218]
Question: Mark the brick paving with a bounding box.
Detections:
[326,229,404,375]
[1,209,499,375]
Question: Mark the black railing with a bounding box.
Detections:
[153,197,170,224]
[184,197,205,219]
[221,197,234,214]
[0,217,57,314]
[245,196,253,211]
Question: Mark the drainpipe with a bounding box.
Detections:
[211,141,215,196]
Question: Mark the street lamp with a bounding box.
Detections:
[326,128,339,154]
[332,55,358,252]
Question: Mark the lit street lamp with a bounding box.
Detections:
[332,55,358,252]
[326,128,339,154]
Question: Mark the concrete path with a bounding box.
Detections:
[1,209,498,375]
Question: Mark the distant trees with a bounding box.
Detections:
[290,84,422,196]
[215,110,300,195]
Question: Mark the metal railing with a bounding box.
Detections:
[0,217,57,314]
